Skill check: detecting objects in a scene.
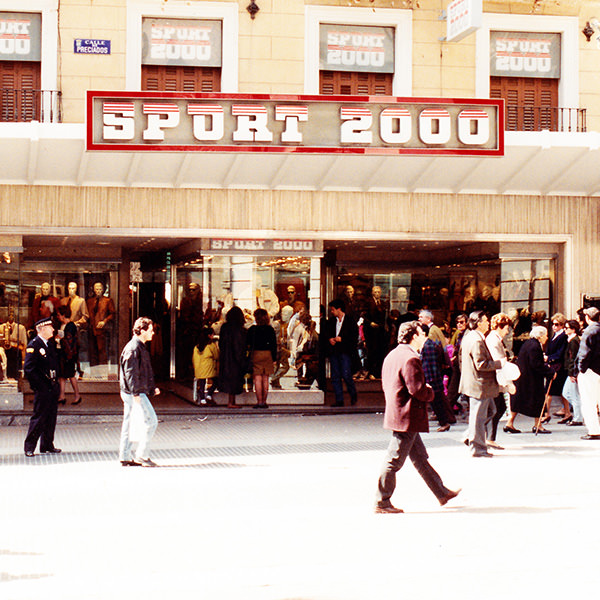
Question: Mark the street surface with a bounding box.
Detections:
[1,413,600,599]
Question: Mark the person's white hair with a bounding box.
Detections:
[530,325,548,341]
[419,309,433,322]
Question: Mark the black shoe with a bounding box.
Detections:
[568,421,584,426]
[252,403,269,409]
[120,460,140,467]
[41,448,62,454]
[581,434,600,440]
[533,427,551,434]
[557,415,573,424]
[25,451,35,457]
[57,399,66,405]
[503,425,521,434]
[71,397,82,405]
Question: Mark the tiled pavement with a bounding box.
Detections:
[2,413,600,599]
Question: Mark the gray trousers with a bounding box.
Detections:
[375,431,450,507]
[468,396,493,455]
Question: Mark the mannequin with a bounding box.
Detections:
[86,282,115,366]
[342,285,358,322]
[364,285,388,379]
[256,287,280,318]
[281,285,305,314]
[31,282,60,328]
[271,305,293,389]
[0,311,27,379]
[61,282,89,329]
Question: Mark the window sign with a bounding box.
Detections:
[141,18,222,67]
[0,12,41,61]
[319,24,394,73]
[490,31,561,79]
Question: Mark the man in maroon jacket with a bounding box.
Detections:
[375,321,460,514]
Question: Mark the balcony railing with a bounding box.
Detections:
[505,105,586,133]
[0,89,62,123]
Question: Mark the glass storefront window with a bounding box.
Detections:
[175,253,320,391]
[18,262,120,380]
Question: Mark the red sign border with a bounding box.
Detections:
[86,90,505,156]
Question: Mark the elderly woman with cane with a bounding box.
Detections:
[504,325,555,434]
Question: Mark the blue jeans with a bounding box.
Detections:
[329,353,357,406]
[562,377,582,422]
[119,391,158,461]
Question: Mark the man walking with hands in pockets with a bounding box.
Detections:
[375,320,460,514]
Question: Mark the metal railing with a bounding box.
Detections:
[0,89,62,123]
[505,105,586,133]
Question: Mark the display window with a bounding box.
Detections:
[332,244,555,380]
[12,261,120,380]
[174,250,321,392]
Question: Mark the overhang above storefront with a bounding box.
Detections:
[1,121,600,196]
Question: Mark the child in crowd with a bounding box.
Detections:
[192,326,219,405]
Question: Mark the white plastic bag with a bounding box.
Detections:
[129,401,145,442]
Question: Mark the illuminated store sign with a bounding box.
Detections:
[87,92,504,156]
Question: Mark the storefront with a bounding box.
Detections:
[2,89,597,408]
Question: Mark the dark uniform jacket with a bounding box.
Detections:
[24,336,59,392]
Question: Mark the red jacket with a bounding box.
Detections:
[382,343,434,432]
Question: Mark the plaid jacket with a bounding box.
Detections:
[420,338,446,394]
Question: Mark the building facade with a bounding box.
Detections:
[1,0,599,402]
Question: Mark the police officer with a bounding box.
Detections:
[24,317,62,457]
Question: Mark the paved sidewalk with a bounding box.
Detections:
[1,414,600,599]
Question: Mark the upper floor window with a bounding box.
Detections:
[475,14,581,132]
[318,24,394,96]
[126,1,238,92]
[0,11,42,122]
[305,6,411,96]
[140,17,222,92]
[489,31,571,132]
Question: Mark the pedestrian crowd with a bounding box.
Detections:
[19,299,600,493]
[374,304,600,513]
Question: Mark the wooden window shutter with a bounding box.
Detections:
[141,65,221,92]
[319,70,393,95]
[490,76,558,131]
[0,61,41,122]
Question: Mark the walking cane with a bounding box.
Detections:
[534,373,557,436]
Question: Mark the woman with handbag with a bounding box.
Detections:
[246,308,277,409]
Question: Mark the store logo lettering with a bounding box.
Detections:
[0,19,31,55]
[102,102,490,147]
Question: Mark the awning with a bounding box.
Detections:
[1,121,599,196]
